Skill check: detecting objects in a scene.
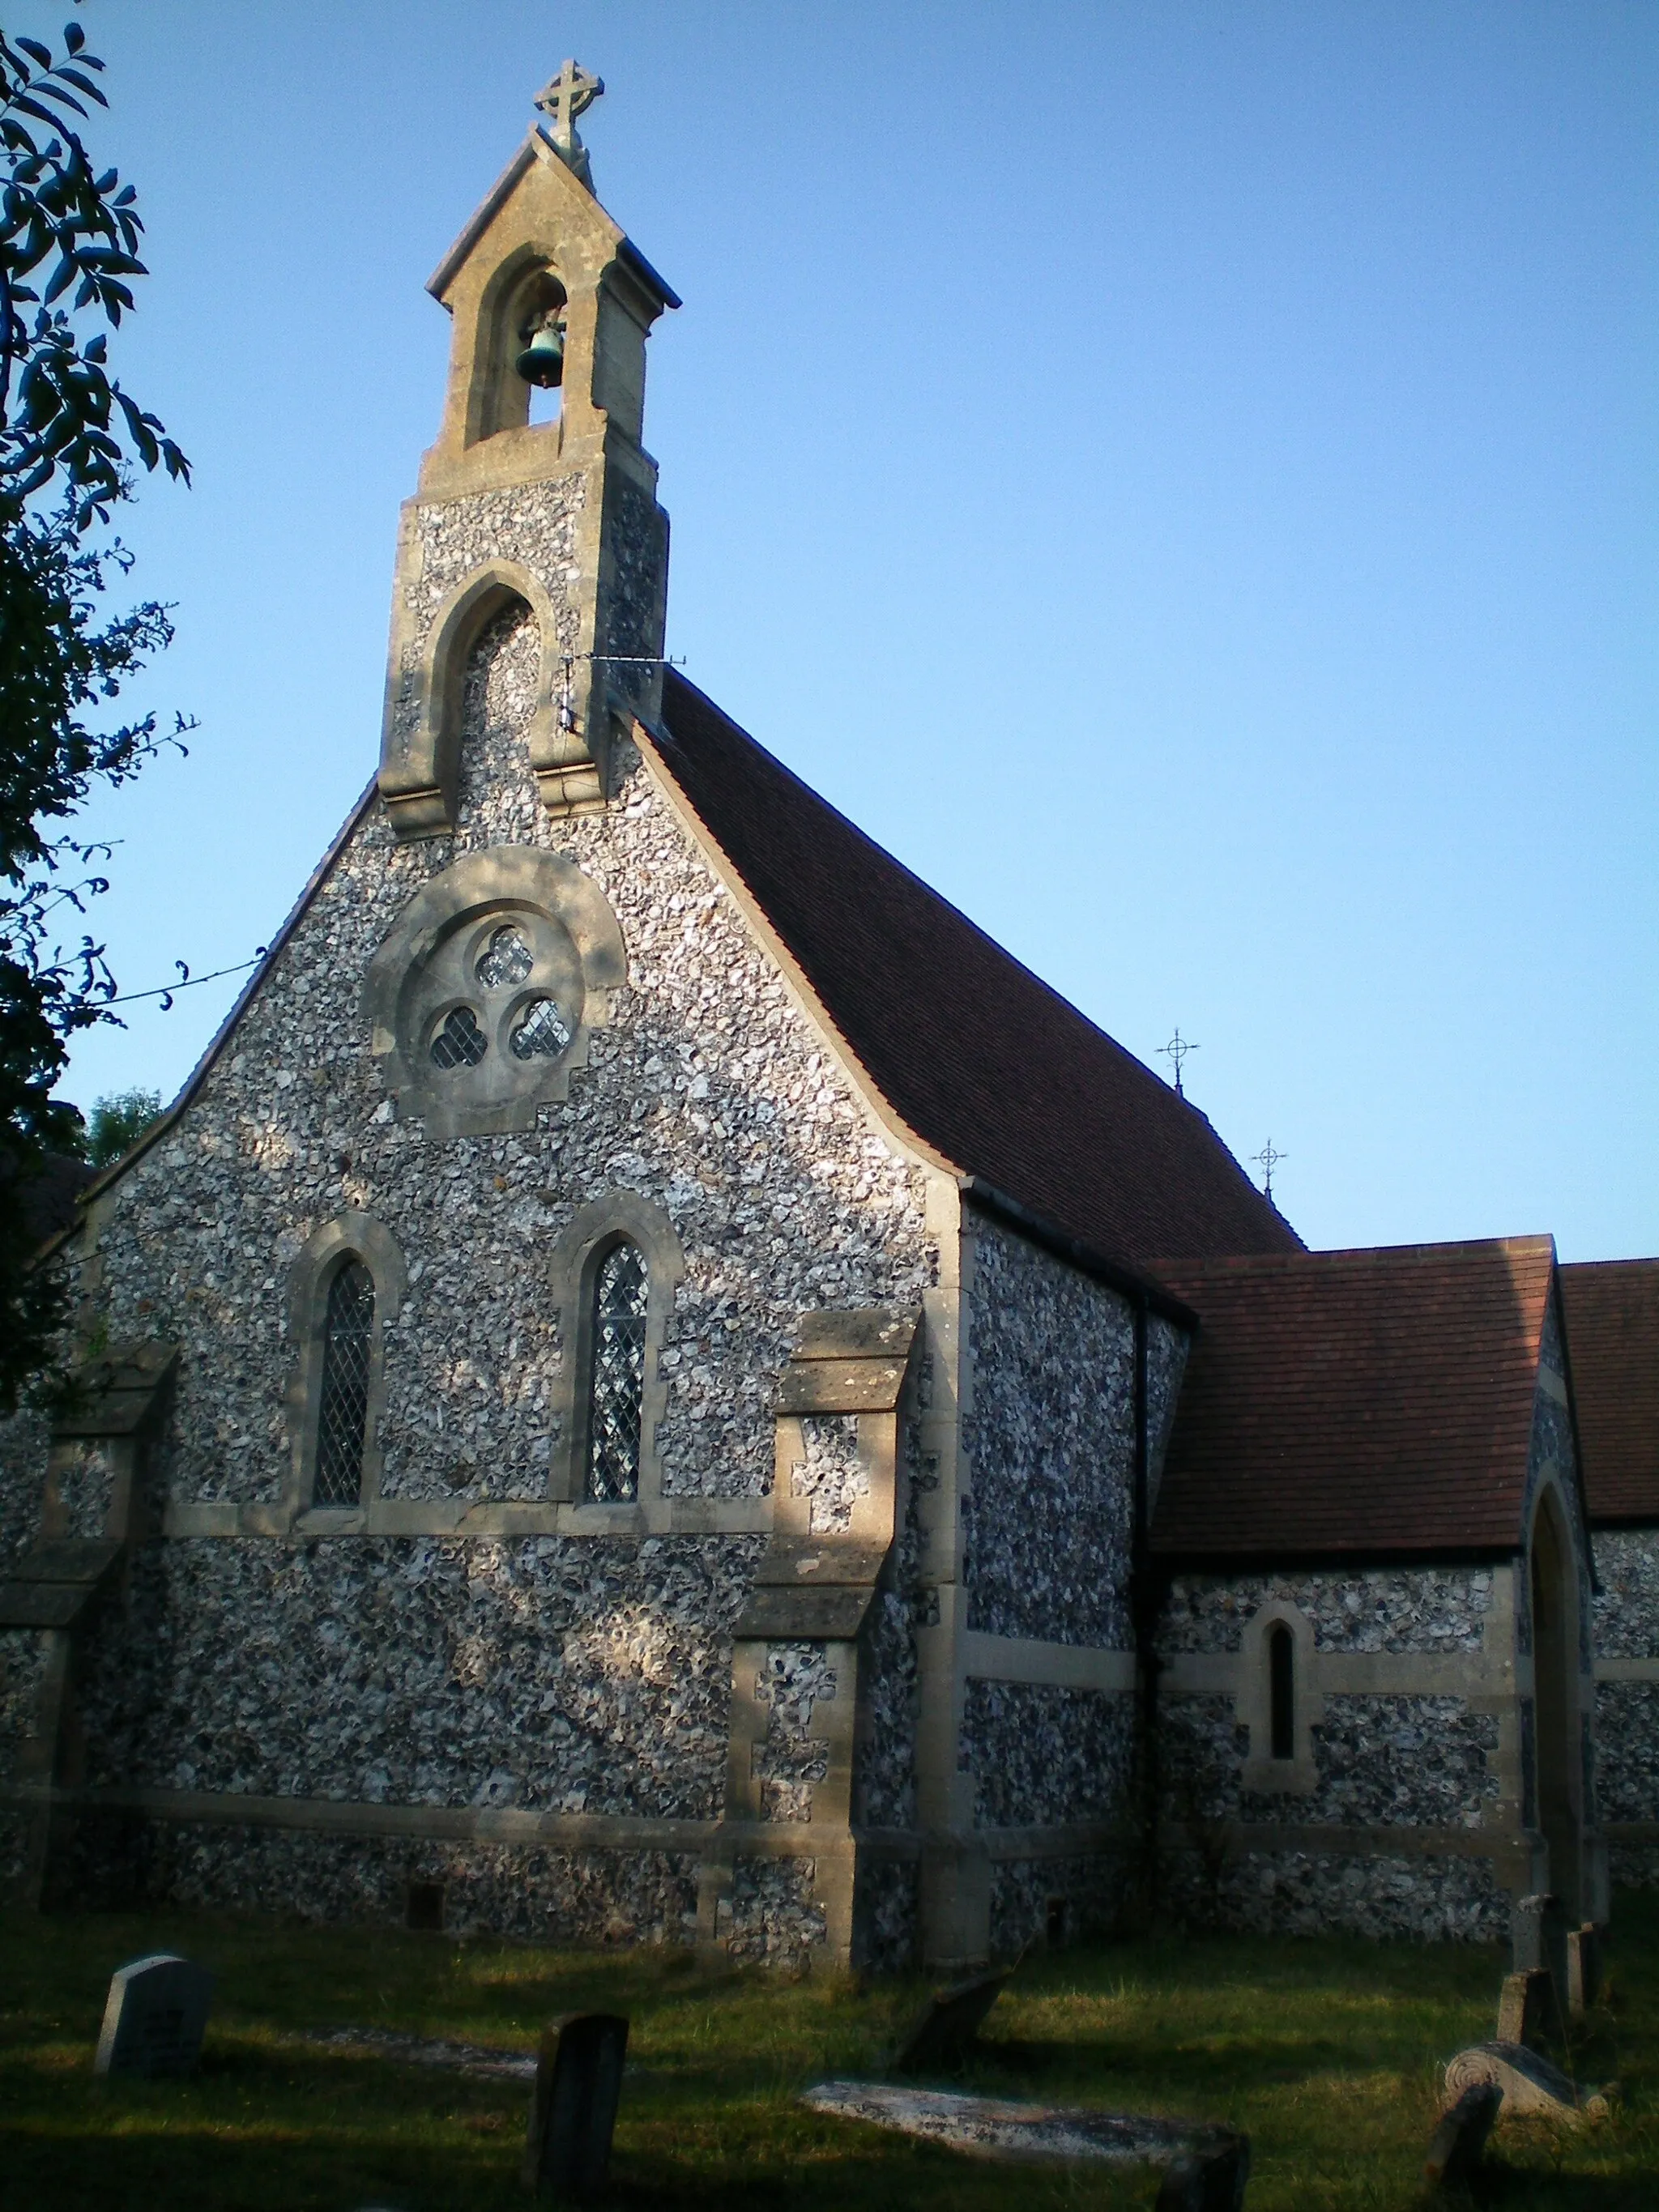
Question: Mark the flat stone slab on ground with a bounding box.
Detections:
[305,2027,536,2081]
[94,1954,215,2078]
[1443,2042,1610,2123]
[803,2079,1240,2171]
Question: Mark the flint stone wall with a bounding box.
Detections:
[962,1679,1136,1831]
[1591,1530,1659,1864]
[725,1853,824,1966]
[962,1219,1136,1649]
[1165,1843,1508,1942]
[59,577,934,1519]
[990,1851,1132,1954]
[1592,1529,1659,1661]
[76,1533,757,1819]
[53,1812,698,1944]
[750,1642,835,1823]
[0,1411,47,1564]
[1160,1566,1494,1655]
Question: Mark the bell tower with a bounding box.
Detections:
[377,62,680,836]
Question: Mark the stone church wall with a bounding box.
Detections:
[1592,1527,1659,1888]
[1157,1566,1511,1941]
[2,563,939,1949]
[957,1219,1144,1949]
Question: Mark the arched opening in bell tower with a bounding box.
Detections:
[469,257,569,444]
[1529,1488,1583,1918]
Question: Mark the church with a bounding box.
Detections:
[2,66,1656,1972]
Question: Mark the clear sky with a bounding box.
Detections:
[45,1,1658,1260]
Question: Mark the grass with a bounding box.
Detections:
[2,1892,1658,2210]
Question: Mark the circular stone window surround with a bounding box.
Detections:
[364,846,626,1140]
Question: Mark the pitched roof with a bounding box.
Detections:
[649,672,1299,1275]
[1560,1259,1659,1524]
[1148,1237,1559,1559]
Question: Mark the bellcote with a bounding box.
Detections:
[377,65,679,840]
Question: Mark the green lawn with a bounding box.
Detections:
[2,1893,1657,2210]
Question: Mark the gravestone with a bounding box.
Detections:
[891,1967,1010,2074]
[1442,2041,1610,2123]
[1495,1967,1554,2047]
[1155,2133,1251,2211]
[521,2013,629,2200]
[1512,1891,1567,1998]
[93,1954,215,2078]
[1422,2082,1500,2189]
[1567,1922,1601,2015]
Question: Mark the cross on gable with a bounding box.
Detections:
[535,58,604,156]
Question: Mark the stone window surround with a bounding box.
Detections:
[1239,1600,1322,1793]
[363,845,626,1141]
[545,1191,684,1510]
[284,1212,408,1528]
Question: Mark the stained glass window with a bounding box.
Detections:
[586,1242,647,1502]
[431,1005,488,1070]
[316,1259,374,1505]
[510,996,572,1061]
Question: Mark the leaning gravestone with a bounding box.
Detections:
[891,1967,1010,2074]
[521,2013,629,2201]
[1443,2041,1610,2123]
[94,1954,215,2078]
[1495,1967,1554,2048]
[1567,1922,1601,2016]
[1422,2082,1501,2189]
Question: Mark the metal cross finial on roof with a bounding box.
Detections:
[535,58,604,185]
[1160,1028,1199,1098]
[1253,1137,1287,1202]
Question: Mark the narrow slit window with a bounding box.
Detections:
[1269,1622,1295,1762]
[586,1242,648,1502]
[315,1259,374,1505]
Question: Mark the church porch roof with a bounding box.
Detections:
[646,671,1299,1279]
[1560,1258,1659,1526]
[1147,1235,1562,1561]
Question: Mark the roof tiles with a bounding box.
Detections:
[1149,1238,1557,1558]
[1560,1259,1659,1525]
[651,674,1299,1275]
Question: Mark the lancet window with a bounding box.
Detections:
[586,1241,648,1502]
[1268,1620,1295,1762]
[315,1259,376,1505]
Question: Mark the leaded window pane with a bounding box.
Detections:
[431,1005,488,1069]
[510,996,572,1061]
[316,1259,374,1505]
[476,924,534,989]
[586,1242,647,1502]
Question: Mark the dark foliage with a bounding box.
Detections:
[0,19,189,1409]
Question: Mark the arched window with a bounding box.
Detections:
[314,1259,375,1506]
[586,1241,648,1502]
[1268,1621,1295,1762]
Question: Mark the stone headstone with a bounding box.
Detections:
[1567,1922,1601,2015]
[891,1967,1010,2075]
[521,2012,629,2201]
[1443,2041,1603,2123]
[93,1953,215,2078]
[1156,2133,1251,2211]
[1422,2082,1500,2189]
[1495,1967,1555,2048]
[1512,1890,1567,1991]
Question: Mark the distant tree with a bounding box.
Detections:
[0,19,190,1409]
[84,1083,158,1166]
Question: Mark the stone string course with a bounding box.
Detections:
[962,1219,1136,1649]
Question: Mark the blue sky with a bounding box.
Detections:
[46,1,1658,1259]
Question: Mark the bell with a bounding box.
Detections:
[514,316,565,389]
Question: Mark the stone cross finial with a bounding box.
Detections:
[535,58,604,187]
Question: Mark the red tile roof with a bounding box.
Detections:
[649,674,1300,1275]
[1148,1238,1558,1558]
[1560,1259,1659,1525]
